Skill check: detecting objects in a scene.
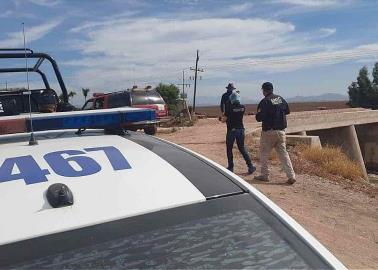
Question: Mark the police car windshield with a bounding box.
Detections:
[3,195,330,269]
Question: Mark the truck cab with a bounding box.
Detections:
[82,86,169,135]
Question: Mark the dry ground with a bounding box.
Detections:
[158,117,378,270]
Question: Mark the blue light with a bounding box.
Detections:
[25,109,156,132]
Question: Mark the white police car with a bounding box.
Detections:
[0,108,346,269]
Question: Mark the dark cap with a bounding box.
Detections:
[262,82,273,92]
[226,83,236,90]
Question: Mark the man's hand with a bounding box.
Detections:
[219,116,227,123]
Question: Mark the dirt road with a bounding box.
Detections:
[158,118,378,269]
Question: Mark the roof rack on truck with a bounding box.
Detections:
[0,48,74,115]
[0,48,68,102]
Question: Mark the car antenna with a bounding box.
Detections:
[22,23,38,145]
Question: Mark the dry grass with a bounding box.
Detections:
[245,132,260,160]
[244,133,362,180]
[294,144,363,180]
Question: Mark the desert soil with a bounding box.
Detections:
[157,117,378,269]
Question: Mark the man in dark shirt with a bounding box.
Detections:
[254,82,296,184]
[220,83,235,115]
[224,91,256,174]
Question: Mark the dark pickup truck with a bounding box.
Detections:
[0,48,74,116]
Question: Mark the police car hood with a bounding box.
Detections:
[0,135,205,245]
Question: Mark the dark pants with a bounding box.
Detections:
[226,128,253,169]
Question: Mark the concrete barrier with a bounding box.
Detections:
[286,108,378,134]
[355,123,378,172]
[286,135,322,148]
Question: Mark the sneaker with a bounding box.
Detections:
[248,166,256,175]
[287,178,296,185]
[254,175,269,182]
[227,167,234,172]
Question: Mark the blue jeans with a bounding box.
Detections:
[226,128,253,169]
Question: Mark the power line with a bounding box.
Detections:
[2,49,377,88]
[118,49,378,82]
[202,49,378,70]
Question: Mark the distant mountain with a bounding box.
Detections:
[287,93,348,103]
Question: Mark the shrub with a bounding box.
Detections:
[295,144,363,180]
[155,83,180,113]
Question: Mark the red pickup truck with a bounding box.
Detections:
[82,86,169,135]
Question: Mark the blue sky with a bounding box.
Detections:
[0,0,378,105]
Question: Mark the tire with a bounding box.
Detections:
[144,125,157,135]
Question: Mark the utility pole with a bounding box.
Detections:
[176,70,191,120]
[176,70,190,98]
[190,49,204,115]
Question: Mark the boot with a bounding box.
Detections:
[248,165,256,175]
[287,178,296,185]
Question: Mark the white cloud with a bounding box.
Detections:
[27,0,61,6]
[0,10,14,18]
[64,15,377,92]
[273,0,345,8]
[206,2,254,17]
[0,10,35,18]
[229,3,254,13]
[165,0,200,5]
[270,0,354,17]
[69,11,140,33]
[318,27,336,37]
[0,20,62,47]
[66,17,300,88]
[75,18,295,58]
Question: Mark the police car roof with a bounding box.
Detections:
[0,133,206,245]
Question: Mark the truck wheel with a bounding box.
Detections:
[144,125,157,135]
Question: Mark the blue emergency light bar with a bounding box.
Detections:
[24,108,157,132]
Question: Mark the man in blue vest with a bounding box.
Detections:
[254,82,296,184]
